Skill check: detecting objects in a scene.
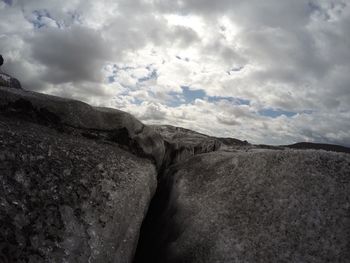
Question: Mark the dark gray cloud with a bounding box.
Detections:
[29,26,109,84]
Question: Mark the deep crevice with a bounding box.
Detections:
[133,163,178,263]
[132,140,221,263]
[132,140,190,263]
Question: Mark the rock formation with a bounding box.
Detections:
[0,82,349,263]
[0,73,22,90]
[134,150,350,262]
[0,55,22,90]
[0,86,160,262]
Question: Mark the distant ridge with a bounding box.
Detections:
[284,142,350,154]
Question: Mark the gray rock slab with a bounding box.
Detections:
[0,116,157,262]
[156,150,350,262]
[0,87,165,168]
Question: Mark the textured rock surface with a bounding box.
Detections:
[1,85,350,263]
[0,116,157,262]
[151,125,219,168]
[0,87,159,262]
[0,73,22,90]
[135,149,350,263]
[152,125,248,147]
[152,125,248,168]
[0,87,165,169]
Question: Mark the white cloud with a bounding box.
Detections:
[0,0,349,146]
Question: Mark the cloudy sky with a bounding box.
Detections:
[1,0,350,146]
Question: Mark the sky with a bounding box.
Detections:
[0,0,350,146]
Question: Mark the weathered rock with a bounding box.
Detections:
[0,113,157,263]
[0,73,22,90]
[0,87,165,168]
[151,125,223,167]
[135,149,350,263]
[2,85,350,263]
[152,124,249,148]
[0,86,163,262]
[151,125,211,144]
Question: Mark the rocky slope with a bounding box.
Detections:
[0,83,349,263]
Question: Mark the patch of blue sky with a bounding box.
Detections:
[167,86,251,107]
[181,86,250,105]
[131,97,143,105]
[259,108,297,118]
[181,86,206,103]
[165,93,186,107]
[108,76,115,83]
[31,9,59,29]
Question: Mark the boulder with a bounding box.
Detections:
[0,87,165,169]
[0,86,160,262]
[135,149,350,263]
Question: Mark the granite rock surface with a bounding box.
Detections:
[0,86,158,263]
[135,149,350,263]
[1,84,350,263]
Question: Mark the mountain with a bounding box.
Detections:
[0,82,349,263]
